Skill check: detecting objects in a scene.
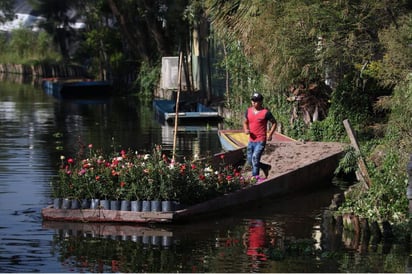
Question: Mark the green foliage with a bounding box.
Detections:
[0,29,61,64]
[335,146,359,175]
[338,151,408,223]
[135,61,160,99]
[338,76,412,224]
[211,37,264,127]
[375,14,412,87]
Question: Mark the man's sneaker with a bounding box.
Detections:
[262,165,271,178]
[256,176,265,184]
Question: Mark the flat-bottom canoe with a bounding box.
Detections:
[218,129,295,151]
[41,142,345,224]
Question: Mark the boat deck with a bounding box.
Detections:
[257,140,345,179]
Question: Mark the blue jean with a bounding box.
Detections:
[246,141,267,176]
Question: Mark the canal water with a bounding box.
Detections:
[0,78,410,272]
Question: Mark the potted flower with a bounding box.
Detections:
[50,143,255,213]
[53,156,79,209]
[129,180,142,211]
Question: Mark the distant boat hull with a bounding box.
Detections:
[218,129,295,151]
[153,99,222,123]
[42,77,112,99]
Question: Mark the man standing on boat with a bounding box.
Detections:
[243,92,277,181]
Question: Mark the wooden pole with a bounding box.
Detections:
[343,119,372,188]
[172,52,183,162]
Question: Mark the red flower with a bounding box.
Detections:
[120,181,126,188]
[111,169,119,176]
[218,174,223,182]
[220,154,225,159]
[67,158,74,164]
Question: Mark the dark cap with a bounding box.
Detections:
[250,92,263,102]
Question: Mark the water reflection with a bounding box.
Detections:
[41,187,412,273]
[0,78,411,272]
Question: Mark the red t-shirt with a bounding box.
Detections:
[245,107,275,142]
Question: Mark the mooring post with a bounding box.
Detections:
[407,154,412,218]
[343,119,372,188]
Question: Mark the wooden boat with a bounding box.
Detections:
[218,129,295,151]
[41,141,345,224]
[42,77,112,99]
[153,99,222,123]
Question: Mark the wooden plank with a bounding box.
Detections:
[41,207,174,223]
[343,119,371,188]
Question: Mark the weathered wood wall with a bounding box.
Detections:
[0,63,86,77]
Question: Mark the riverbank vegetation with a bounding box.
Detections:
[0,28,61,64]
[1,0,411,233]
[204,0,412,236]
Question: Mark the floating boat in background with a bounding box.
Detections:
[153,99,222,123]
[218,129,295,151]
[42,77,112,99]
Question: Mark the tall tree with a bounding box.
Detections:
[205,0,411,127]
[207,0,410,91]
[106,0,189,63]
[30,0,79,59]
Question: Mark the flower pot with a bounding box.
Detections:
[131,235,142,243]
[53,198,62,209]
[151,200,161,212]
[151,236,161,246]
[62,198,71,209]
[110,200,120,210]
[120,200,131,211]
[71,199,80,209]
[131,200,142,212]
[90,198,100,209]
[162,236,172,248]
[142,235,151,245]
[161,200,174,212]
[121,235,130,241]
[81,198,90,209]
[142,200,151,212]
[99,199,110,210]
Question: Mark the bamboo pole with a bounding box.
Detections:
[172,52,183,162]
[343,119,372,188]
